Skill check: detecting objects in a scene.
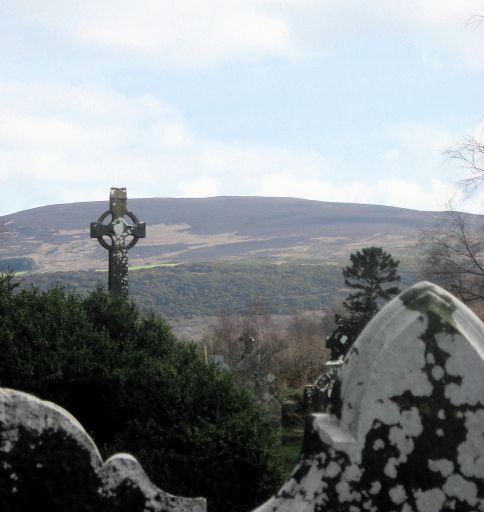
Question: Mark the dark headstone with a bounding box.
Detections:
[235,353,281,422]
[0,388,206,512]
[239,334,255,355]
[304,359,343,412]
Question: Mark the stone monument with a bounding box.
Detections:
[0,388,206,511]
[254,281,484,512]
[91,188,145,297]
[234,340,282,422]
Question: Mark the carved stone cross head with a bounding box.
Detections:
[91,188,145,251]
[90,188,146,297]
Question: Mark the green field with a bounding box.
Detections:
[129,262,180,270]
[281,425,305,478]
[95,262,180,272]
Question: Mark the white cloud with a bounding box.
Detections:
[8,0,296,67]
[250,172,372,203]
[368,0,484,70]
[1,80,329,210]
[461,190,484,214]
[0,79,479,215]
[282,0,484,62]
[0,80,199,212]
[371,0,482,26]
[250,172,456,211]
[391,122,458,162]
[374,178,456,211]
[199,142,328,178]
[6,0,483,68]
[179,176,220,197]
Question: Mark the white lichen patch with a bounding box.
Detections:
[336,481,352,502]
[342,464,362,482]
[436,331,484,407]
[285,461,327,504]
[325,461,342,478]
[414,488,446,512]
[443,474,478,506]
[428,459,454,477]
[389,484,407,505]
[373,439,384,450]
[457,410,484,478]
[389,426,414,463]
[369,481,381,495]
[384,458,398,479]
[431,366,444,381]
[400,407,423,437]
[362,501,377,511]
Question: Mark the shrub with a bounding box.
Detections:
[0,274,282,512]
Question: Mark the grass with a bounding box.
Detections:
[130,262,180,270]
[280,425,305,478]
[95,262,180,272]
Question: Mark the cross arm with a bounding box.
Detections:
[125,222,146,239]
[90,221,112,239]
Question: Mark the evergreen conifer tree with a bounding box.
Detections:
[327,247,401,359]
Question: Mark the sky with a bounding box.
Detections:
[1,0,484,216]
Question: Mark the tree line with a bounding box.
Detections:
[18,260,421,319]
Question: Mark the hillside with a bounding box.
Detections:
[0,196,464,273]
[17,261,422,323]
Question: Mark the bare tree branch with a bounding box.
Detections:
[446,137,484,193]
[421,208,484,303]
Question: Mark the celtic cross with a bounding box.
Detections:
[90,188,146,297]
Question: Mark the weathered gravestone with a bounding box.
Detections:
[234,341,282,422]
[91,187,146,297]
[0,388,206,512]
[254,281,484,512]
[304,359,343,413]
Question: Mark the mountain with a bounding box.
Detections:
[0,196,474,273]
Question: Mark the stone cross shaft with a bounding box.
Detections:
[90,188,146,297]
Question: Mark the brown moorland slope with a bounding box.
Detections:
[0,196,479,272]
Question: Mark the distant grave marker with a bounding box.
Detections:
[91,188,146,297]
[235,347,282,422]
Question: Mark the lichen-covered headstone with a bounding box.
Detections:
[0,388,206,512]
[235,354,282,422]
[254,281,484,512]
[304,359,343,412]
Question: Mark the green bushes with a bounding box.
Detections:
[0,273,282,512]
